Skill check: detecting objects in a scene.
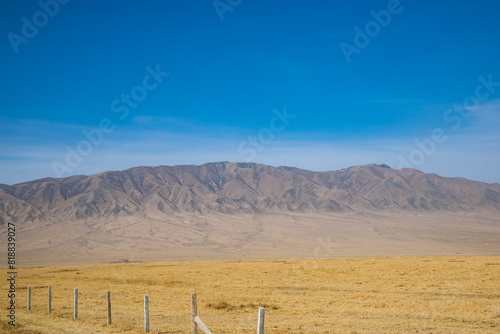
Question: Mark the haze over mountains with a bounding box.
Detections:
[1,162,499,266]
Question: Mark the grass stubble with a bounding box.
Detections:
[1,256,499,333]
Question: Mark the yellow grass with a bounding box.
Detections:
[1,256,499,333]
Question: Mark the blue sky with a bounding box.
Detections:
[1,0,500,184]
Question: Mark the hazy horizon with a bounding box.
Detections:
[3,161,500,187]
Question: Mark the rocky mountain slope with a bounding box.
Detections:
[1,162,499,226]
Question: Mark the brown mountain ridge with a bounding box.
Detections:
[1,162,499,226]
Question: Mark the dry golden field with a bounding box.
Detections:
[1,256,499,333]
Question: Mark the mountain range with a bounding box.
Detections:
[1,162,499,266]
[1,162,500,226]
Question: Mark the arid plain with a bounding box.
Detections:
[4,210,500,267]
[1,256,499,333]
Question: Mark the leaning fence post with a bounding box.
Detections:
[106,291,111,325]
[257,307,265,334]
[191,292,198,334]
[74,288,78,319]
[195,316,213,334]
[144,294,149,332]
[27,286,31,311]
[48,286,52,313]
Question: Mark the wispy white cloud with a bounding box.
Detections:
[1,103,499,185]
[466,98,500,127]
[363,99,423,104]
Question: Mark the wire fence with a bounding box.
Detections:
[17,285,282,333]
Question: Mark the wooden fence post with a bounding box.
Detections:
[74,288,78,319]
[144,294,149,332]
[48,286,52,313]
[257,307,265,334]
[195,316,213,334]
[191,292,198,334]
[27,286,31,311]
[106,291,111,325]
